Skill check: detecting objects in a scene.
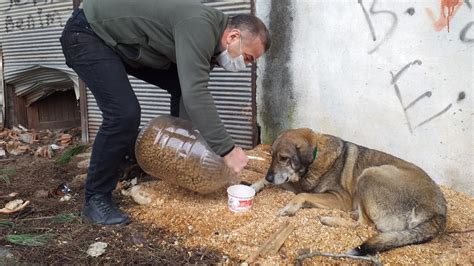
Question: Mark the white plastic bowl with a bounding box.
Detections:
[227,184,256,212]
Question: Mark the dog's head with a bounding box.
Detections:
[265,128,344,188]
[265,128,316,185]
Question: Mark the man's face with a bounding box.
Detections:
[226,29,265,65]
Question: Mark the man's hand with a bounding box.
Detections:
[223,147,248,174]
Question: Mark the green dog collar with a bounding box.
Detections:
[313,147,318,161]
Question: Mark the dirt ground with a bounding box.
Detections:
[1,132,473,264]
[0,129,224,264]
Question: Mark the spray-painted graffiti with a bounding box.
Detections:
[426,0,463,32]
[7,0,47,11]
[390,60,466,133]
[4,0,64,33]
[465,0,472,9]
[405,7,415,16]
[358,0,398,54]
[460,21,474,42]
[359,0,471,53]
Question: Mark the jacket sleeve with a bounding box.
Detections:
[173,17,235,156]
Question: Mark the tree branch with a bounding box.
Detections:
[295,251,382,266]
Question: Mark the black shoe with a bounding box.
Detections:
[82,194,131,225]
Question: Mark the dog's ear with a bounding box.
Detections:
[294,139,314,169]
[310,134,344,178]
[281,128,316,171]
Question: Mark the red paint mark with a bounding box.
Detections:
[426,0,463,32]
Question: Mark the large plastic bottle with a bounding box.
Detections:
[135,115,239,194]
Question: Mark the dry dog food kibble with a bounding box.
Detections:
[135,115,239,194]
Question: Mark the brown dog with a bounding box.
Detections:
[251,128,447,256]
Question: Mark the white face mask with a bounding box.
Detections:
[216,37,247,72]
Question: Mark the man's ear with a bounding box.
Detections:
[226,28,241,43]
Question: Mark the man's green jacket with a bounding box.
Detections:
[83,0,234,156]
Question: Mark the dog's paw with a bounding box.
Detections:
[250,179,269,193]
[250,183,262,193]
[276,203,301,216]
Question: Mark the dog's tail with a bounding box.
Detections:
[349,214,446,256]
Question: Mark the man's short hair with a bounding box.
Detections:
[227,14,271,51]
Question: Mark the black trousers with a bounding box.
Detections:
[60,9,181,199]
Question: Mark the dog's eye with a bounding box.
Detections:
[279,155,289,162]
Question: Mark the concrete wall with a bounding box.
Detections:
[255,0,473,195]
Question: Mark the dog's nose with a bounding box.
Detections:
[265,174,274,183]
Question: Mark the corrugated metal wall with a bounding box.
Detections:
[0,0,258,148]
[85,0,257,149]
[0,47,4,126]
[0,1,78,102]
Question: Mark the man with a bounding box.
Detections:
[60,0,271,225]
